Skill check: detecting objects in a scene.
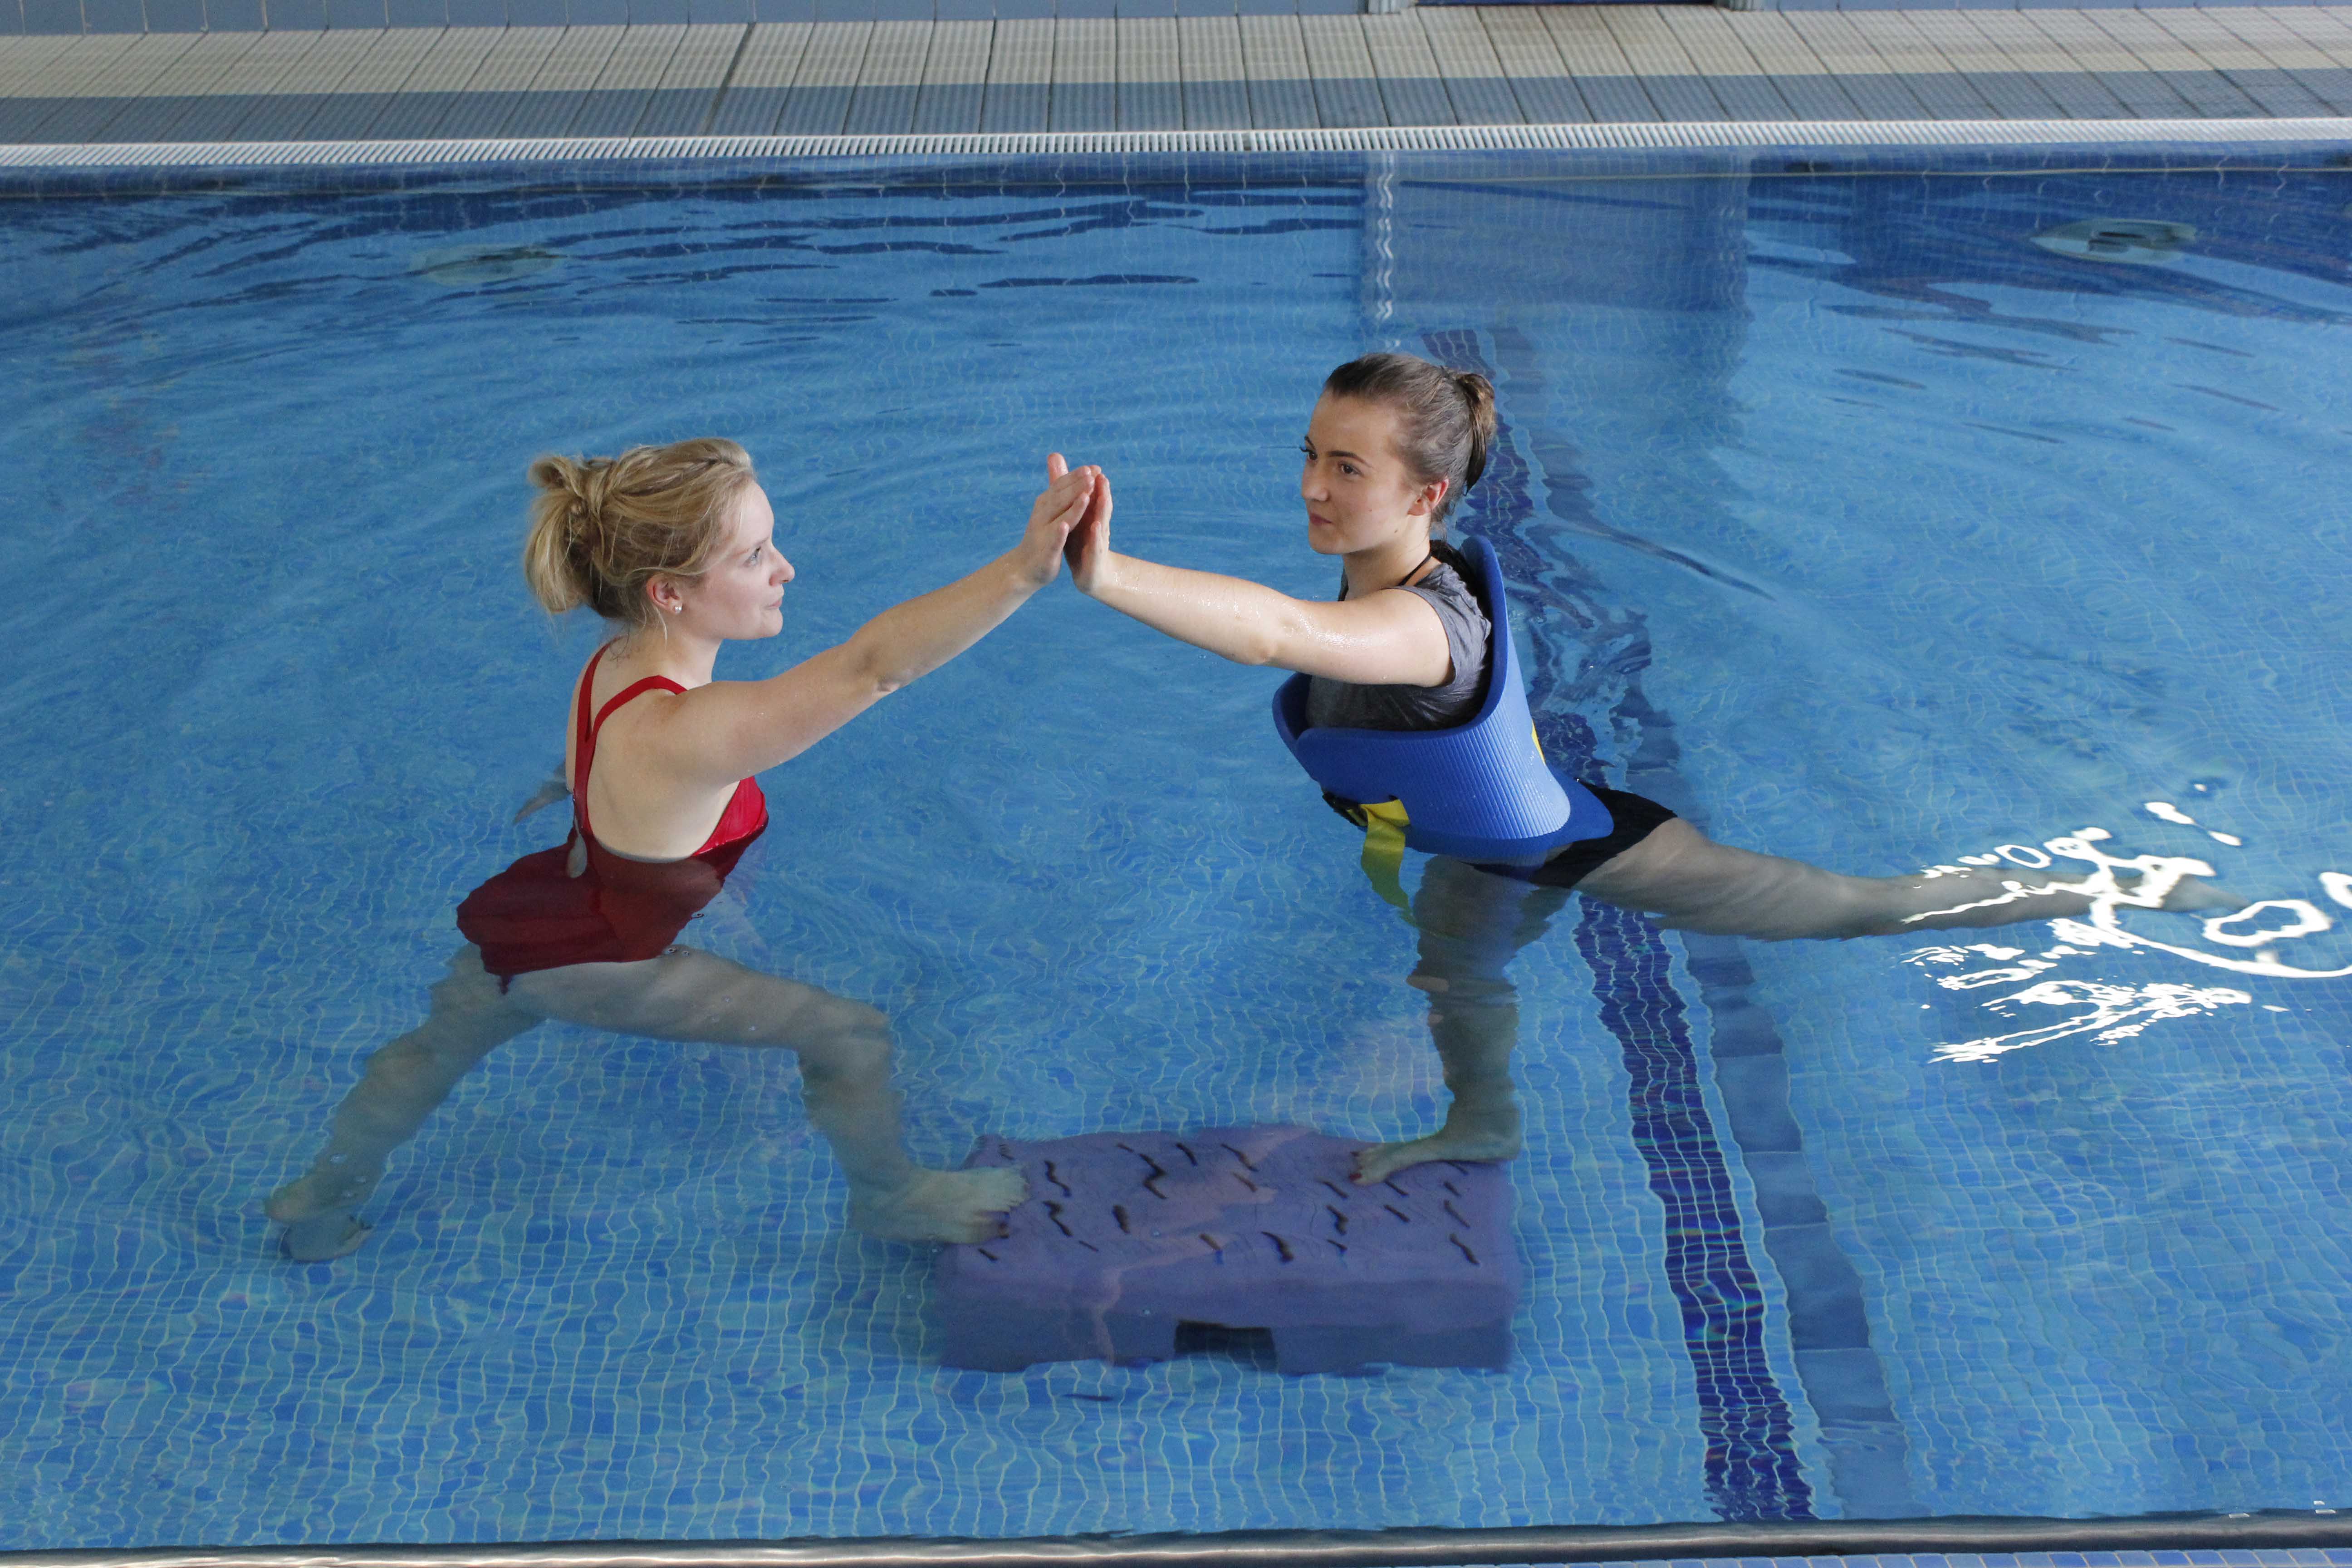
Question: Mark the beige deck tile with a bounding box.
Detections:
[2018,12,2201,111]
[1117,16,1177,83]
[2190,6,2331,49]
[1297,14,1375,83]
[658,23,747,90]
[0,35,103,99]
[2248,7,2352,65]
[458,27,568,93]
[1414,7,1505,80]
[373,29,502,95]
[1658,7,1775,75]
[1536,7,1642,79]
[1360,11,1441,80]
[1938,11,2088,75]
[589,25,689,93]
[1900,11,2051,74]
[791,20,872,88]
[1779,10,1909,75]
[2087,9,2264,73]
[921,20,990,87]
[2148,9,2352,109]
[268,29,404,96]
[729,22,815,90]
[1176,14,1244,82]
[324,26,444,94]
[855,20,931,89]
[1237,13,1310,83]
[183,29,338,96]
[2176,8,2344,71]
[988,19,1054,87]
[1716,13,1838,76]
[1832,11,1963,75]
[117,31,266,98]
[521,27,627,94]
[45,32,201,98]
[1889,12,2024,76]
[1054,17,1116,86]
[1473,8,1568,81]
[1596,7,1703,78]
[2096,9,2316,111]
[1999,10,2142,74]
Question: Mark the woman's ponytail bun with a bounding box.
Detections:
[522,453,604,617]
[1453,371,1496,495]
[519,439,757,630]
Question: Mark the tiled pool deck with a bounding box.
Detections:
[4,4,2352,141]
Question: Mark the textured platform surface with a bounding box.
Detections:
[934,1125,1520,1375]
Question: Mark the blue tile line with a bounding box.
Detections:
[1418,327,1808,1524]
[1574,894,1815,1523]
[1476,308,1924,1518]
[1472,310,1919,1517]
[1462,314,1921,1519]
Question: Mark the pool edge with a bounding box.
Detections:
[4,117,2352,167]
[9,1514,2352,1567]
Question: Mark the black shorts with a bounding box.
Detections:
[1470,785,1678,892]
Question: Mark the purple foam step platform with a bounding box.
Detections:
[933,1125,1518,1375]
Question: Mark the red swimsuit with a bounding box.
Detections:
[457,646,769,980]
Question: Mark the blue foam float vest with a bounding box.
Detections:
[1271,535,1613,869]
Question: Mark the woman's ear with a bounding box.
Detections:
[646,575,683,616]
[1407,476,1450,519]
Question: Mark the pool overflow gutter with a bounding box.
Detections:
[9,1514,2352,1568]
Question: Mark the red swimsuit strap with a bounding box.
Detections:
[570,645,686,841]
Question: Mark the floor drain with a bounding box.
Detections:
[408,243,561,286]
[2028,217,2196,265]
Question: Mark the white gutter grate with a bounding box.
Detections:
[2,117,2349,167]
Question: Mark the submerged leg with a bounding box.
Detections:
[510,947,1024,1245]
[1575,818,2196,941]
[268,946,538,1261]
[1354,856,1571,1186]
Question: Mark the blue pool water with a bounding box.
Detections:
[2,150,2348,1548]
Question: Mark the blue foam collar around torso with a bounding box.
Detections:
[1271,535,1612,865]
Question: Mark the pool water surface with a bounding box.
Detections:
[1,150,2348,1548]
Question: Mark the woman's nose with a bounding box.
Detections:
[775,555,795,583]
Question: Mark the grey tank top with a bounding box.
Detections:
[1303,553,1492,733]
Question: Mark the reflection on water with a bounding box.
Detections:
[1906,799,2351,1060]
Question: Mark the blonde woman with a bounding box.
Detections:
[267,439,1096,1260]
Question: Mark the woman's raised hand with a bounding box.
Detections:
[1018,453,1098,588]
[1060,454,1114,596]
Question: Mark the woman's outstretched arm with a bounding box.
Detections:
[1063,468,1451,688]
[662,460,1098,788]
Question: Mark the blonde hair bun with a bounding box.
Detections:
[521,438,756,627]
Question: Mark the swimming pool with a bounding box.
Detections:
[2,146,2348,1551]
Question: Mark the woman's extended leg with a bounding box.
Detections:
[1353,856,1572,1186]
[267,946,539,1260]
[1574,818,2125,941]
[508,947,1024,1244]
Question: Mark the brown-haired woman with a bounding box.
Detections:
[1063,353,2171,1185]
[267,438,1099,1260]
